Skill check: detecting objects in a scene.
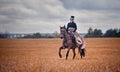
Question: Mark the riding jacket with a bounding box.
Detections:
[66,22,77,32]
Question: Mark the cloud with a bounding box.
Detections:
[60,0,120,10]
[0,0,120,33]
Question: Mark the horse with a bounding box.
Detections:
[59,25,85,60]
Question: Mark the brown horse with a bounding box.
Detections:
[59,25,84,60]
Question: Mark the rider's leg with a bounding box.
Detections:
[74,33,82,47]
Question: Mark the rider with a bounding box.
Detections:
[66,16,83,47]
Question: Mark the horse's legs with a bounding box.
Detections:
[72,48,76,59]
[78,46,82,58]
[66,48,70,60]
[80,49,83,58]
[59,46,63,58]
[82,49,85,57]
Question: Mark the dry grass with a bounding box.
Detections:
[0,38,120,72]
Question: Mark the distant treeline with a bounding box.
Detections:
[23,32,59,38]
[0,31,60,38]
[0,28,120,38]
[85,28,120,38]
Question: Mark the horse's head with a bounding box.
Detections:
[60,25,66,39]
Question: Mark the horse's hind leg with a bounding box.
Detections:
[78,47,82,58]
[82,49,85,57]
[66,48,70,60]
[80,49,86,58]
[59,46,63,58]
[72,48,76,59]
[80,50,83,58]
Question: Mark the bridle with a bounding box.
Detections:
[60,26,71,41]
[60,26,66,38]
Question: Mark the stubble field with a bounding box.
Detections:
[0,38,120,72]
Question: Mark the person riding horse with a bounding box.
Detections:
[59,16,86,59]
[67,16,83,47]
[67,16,86,56]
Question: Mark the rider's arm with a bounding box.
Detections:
[66,23,70,32]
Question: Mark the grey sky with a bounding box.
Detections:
[0,0,120,33]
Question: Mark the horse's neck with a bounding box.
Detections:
[63,32,70,40]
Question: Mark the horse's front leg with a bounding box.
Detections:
[72,48,76,59]
[59,46,64,58]
[66,48,70,60]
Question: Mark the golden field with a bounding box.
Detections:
[0,38,120,72]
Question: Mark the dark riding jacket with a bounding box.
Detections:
[66,22,77,32]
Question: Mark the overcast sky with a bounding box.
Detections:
[0,0,120,33]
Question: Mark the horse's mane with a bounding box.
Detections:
[64,27,67,31]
